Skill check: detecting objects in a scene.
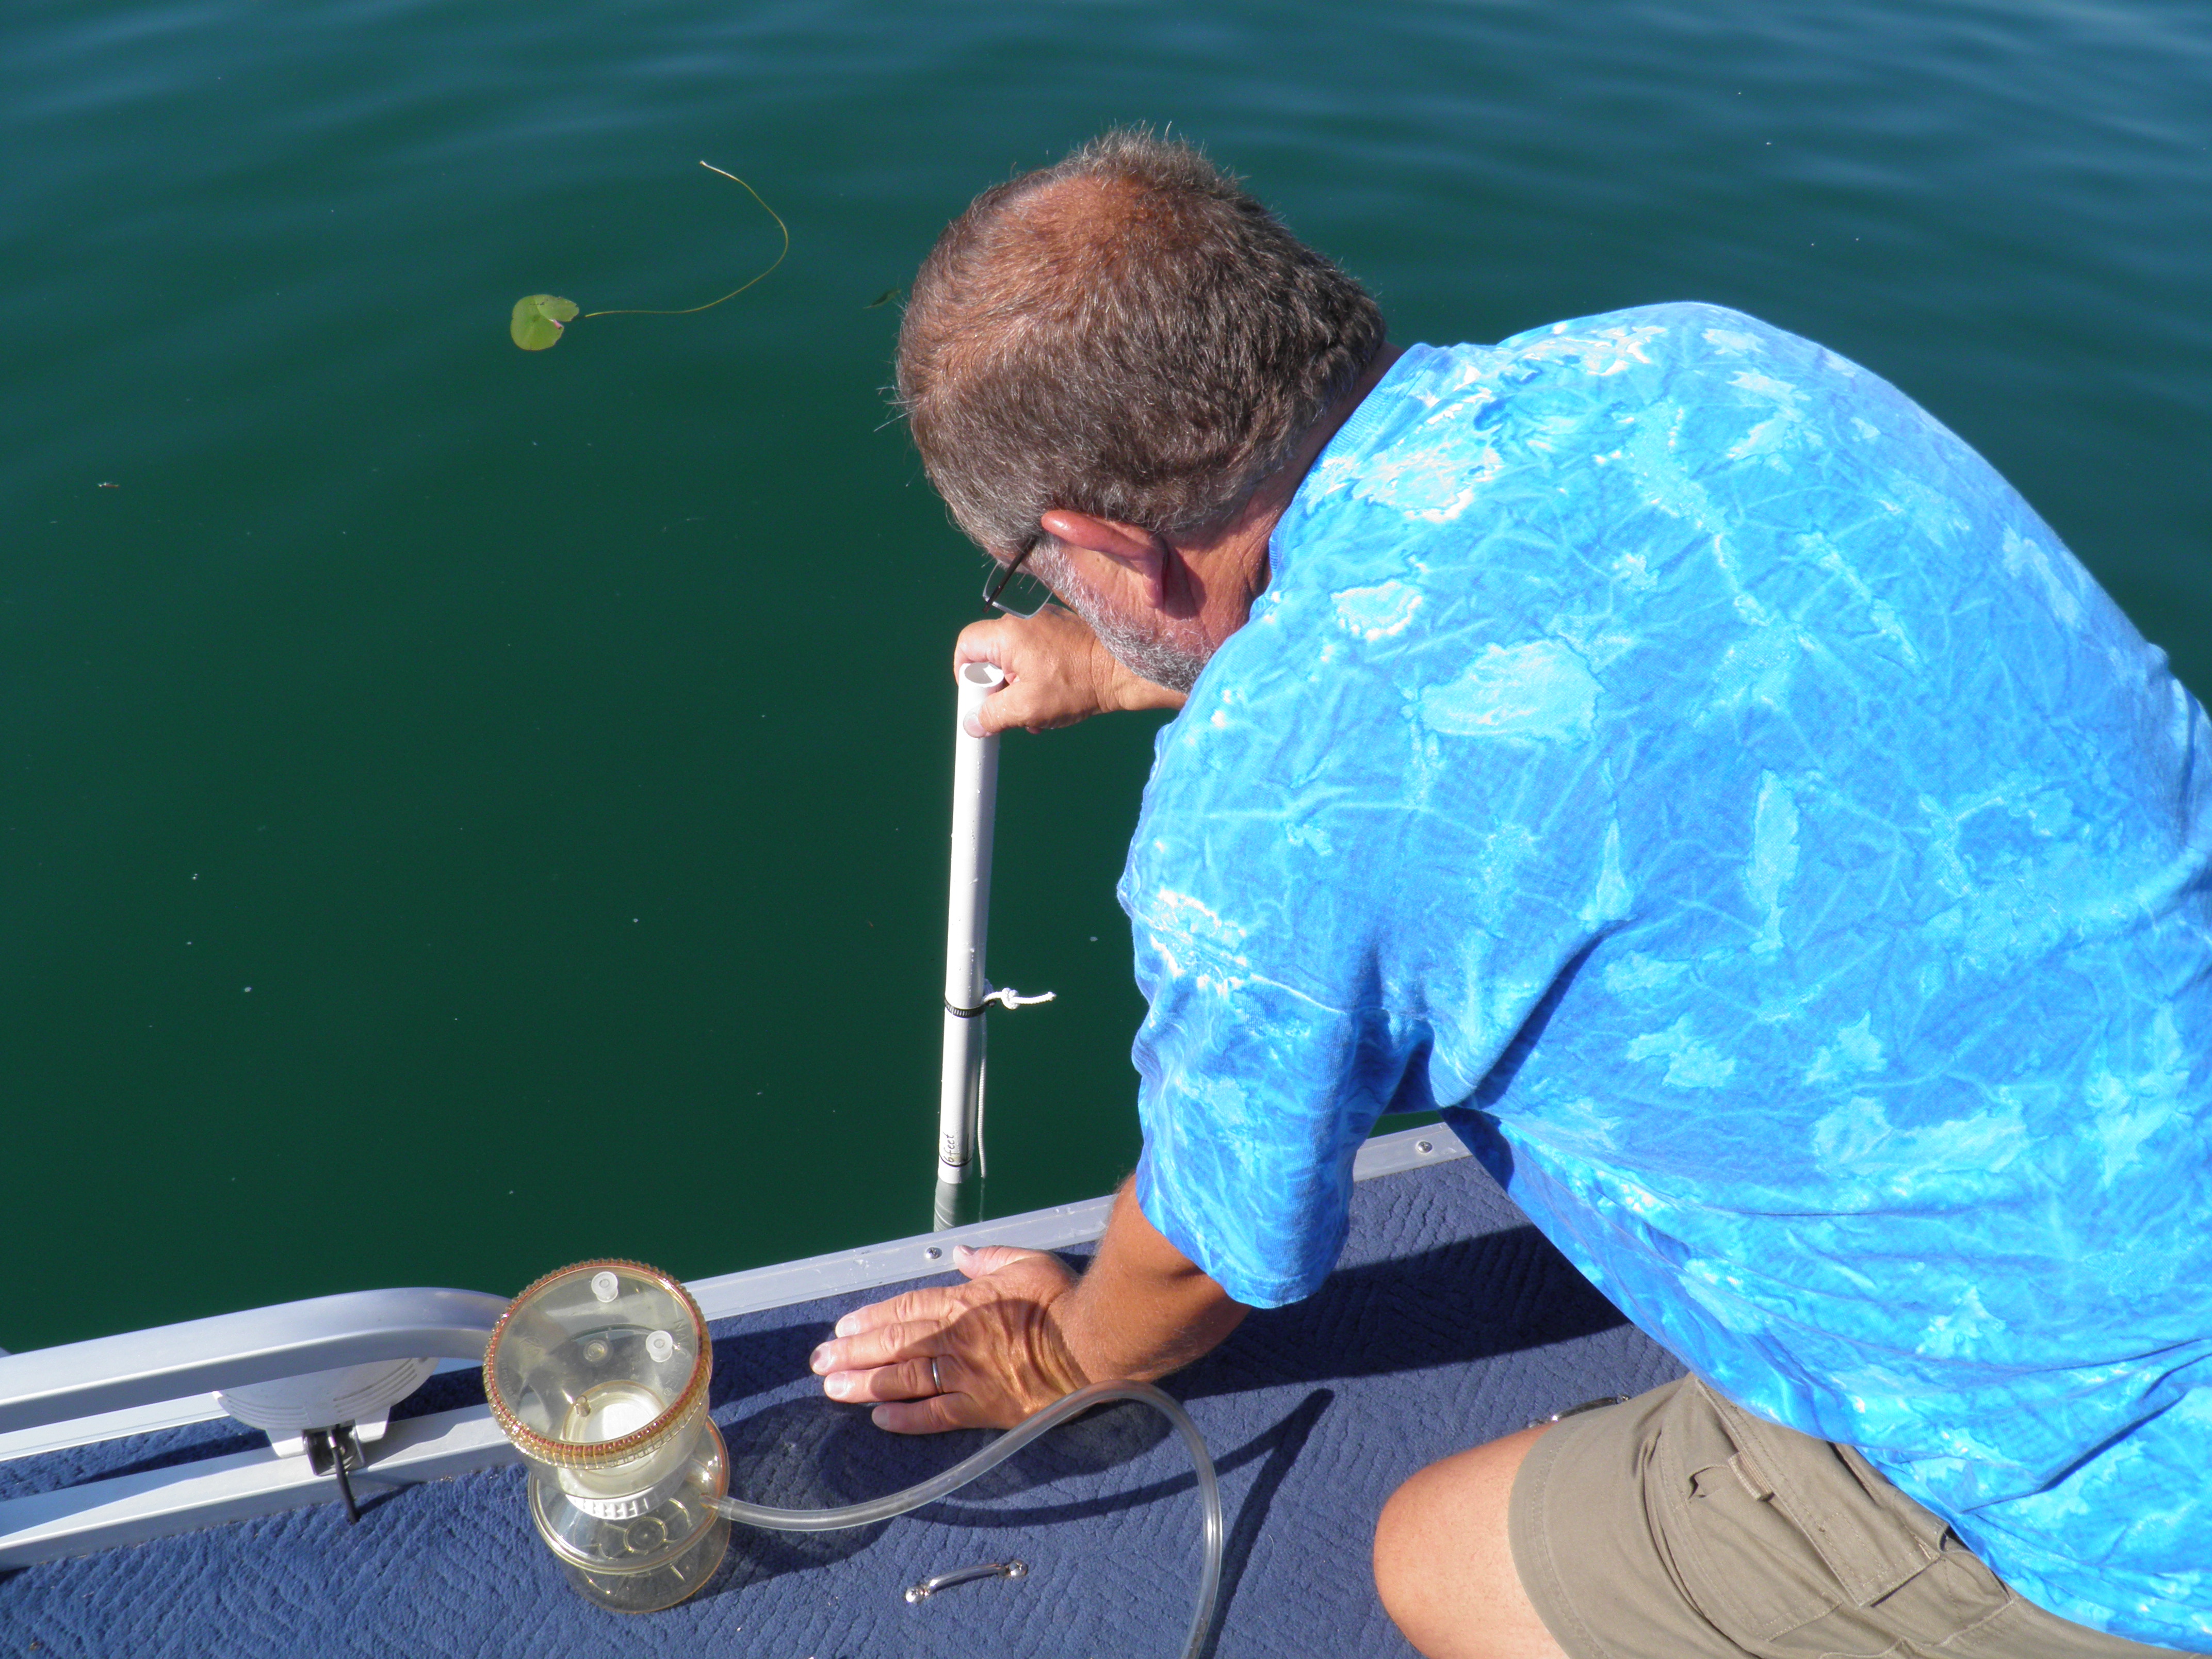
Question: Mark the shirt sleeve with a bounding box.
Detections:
[1129,936,1421,1307]
[1116,660,1614,1308]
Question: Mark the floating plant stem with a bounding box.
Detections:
[510,162,788,350]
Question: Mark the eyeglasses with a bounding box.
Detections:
[981,538,1057,619]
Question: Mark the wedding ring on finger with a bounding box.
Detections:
[931,1355,945,1394]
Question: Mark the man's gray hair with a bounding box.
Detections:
[896,130,1387,553]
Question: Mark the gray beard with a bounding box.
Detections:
[1072,599,1210,695]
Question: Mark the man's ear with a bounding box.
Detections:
[1039,510,1168,605]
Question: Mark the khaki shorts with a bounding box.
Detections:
[1508,1376,2181,1658]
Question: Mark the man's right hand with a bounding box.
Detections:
[955,605,1186,736]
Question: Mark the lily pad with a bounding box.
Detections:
[510,293,579,350]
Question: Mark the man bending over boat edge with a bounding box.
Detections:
[804,129,2212,1659]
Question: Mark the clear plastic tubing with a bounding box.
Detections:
[710,1379,1223,1659]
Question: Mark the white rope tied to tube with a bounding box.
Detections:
[946,985,1058,1018]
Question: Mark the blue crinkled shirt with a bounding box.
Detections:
[1119,303,2212,1648]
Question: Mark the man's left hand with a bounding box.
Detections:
[809,1244,1092,1433]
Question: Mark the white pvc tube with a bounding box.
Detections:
[936,662,1004,1226]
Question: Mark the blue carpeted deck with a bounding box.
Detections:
[0,1154,1683,1657]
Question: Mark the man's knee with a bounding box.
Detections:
[1373,1425,1565,1659]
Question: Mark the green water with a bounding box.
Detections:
[4,1,2207,1352]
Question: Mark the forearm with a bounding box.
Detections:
[1054,1178,1246,1383]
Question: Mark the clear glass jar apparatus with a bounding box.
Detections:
[483,1259,728,1612]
